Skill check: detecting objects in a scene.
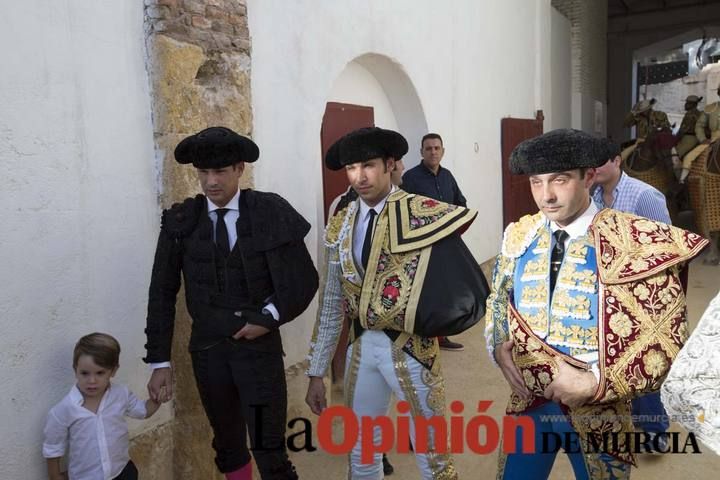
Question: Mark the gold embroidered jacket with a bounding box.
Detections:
[308,190,486,376]
[485,209,708,463]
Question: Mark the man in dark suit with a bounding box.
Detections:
[144,127,318,480]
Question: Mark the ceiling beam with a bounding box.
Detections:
[610,1,713,19]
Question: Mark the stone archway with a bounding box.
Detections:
[327,53,428,166]
[320,52,429,220]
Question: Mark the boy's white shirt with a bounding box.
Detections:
[43,382,147,480]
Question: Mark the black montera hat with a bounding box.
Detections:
[325,127,409,171]
[175,127,259,168]
[509,129,606,175]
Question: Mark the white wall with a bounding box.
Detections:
[247,0,568,365]
[550,8,572,129]
[0,2,161,478]
[328,61,400,132]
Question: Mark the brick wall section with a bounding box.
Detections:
[552,0,607,101]
[145,0,250,53]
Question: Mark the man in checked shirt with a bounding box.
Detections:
[592,137,672,453]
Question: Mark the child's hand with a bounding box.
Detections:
[159,385,170,403]
[145,397,161,418]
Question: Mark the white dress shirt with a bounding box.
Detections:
[43,384,147,480]
[207,189,241,250]
[548,199,598,249]
[352,186,395,271]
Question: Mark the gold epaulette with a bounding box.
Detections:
[592,209,708,284]
[500,212,545,258]
[386,191,477,252]
[325,206,349,246]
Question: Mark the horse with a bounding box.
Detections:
[623,128,686,218]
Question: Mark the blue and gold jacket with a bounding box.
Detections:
[485,208,707,464]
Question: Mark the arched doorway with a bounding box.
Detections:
[320,53,428,222]
[318,53,427,381]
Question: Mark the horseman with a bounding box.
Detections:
[680,85,720,184]
[684,85,720,265]
[671,95,703,181]
[621,98,671,162]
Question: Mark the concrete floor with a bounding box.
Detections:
[288,252,720,479]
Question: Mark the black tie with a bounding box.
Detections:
[550,230,569,294]
[361,209,378,271]
[215,208,231,258]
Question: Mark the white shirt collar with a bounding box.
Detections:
[207,189,240,213]
[549,199,598,239]
[69,384,85,405]
[69,383,112,406]
[358,185,395,220]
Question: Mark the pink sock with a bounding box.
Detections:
[225,462,252,480]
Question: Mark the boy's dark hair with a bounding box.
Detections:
[421,133,443,148]
[73,333,121,370]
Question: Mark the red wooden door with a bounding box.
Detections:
[320,102,374,383]
[320,102,375,223]
[501,111,544,229]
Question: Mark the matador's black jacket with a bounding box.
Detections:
[144,189,319,363]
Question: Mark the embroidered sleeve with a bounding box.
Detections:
[306,243,345,377]
[484,253,515,366]
[592,268,689,404]
[661,291,720,455]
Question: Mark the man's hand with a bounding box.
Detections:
[232,323,270,340]
[543,358,598,408]
[305,376,327,416]
[494,341,531,401]
[148,367,173,403]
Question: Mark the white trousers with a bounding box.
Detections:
[344,330,457,480]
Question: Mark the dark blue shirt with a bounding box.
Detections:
[400,161,467,207]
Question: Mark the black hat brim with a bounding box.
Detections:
[325,127,409,171]
[509,128,607,175]
[175,127,259,168]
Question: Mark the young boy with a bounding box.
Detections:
[43,333,161,480]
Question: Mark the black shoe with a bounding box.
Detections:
[439,337,464,351]
[382,454,394,475]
